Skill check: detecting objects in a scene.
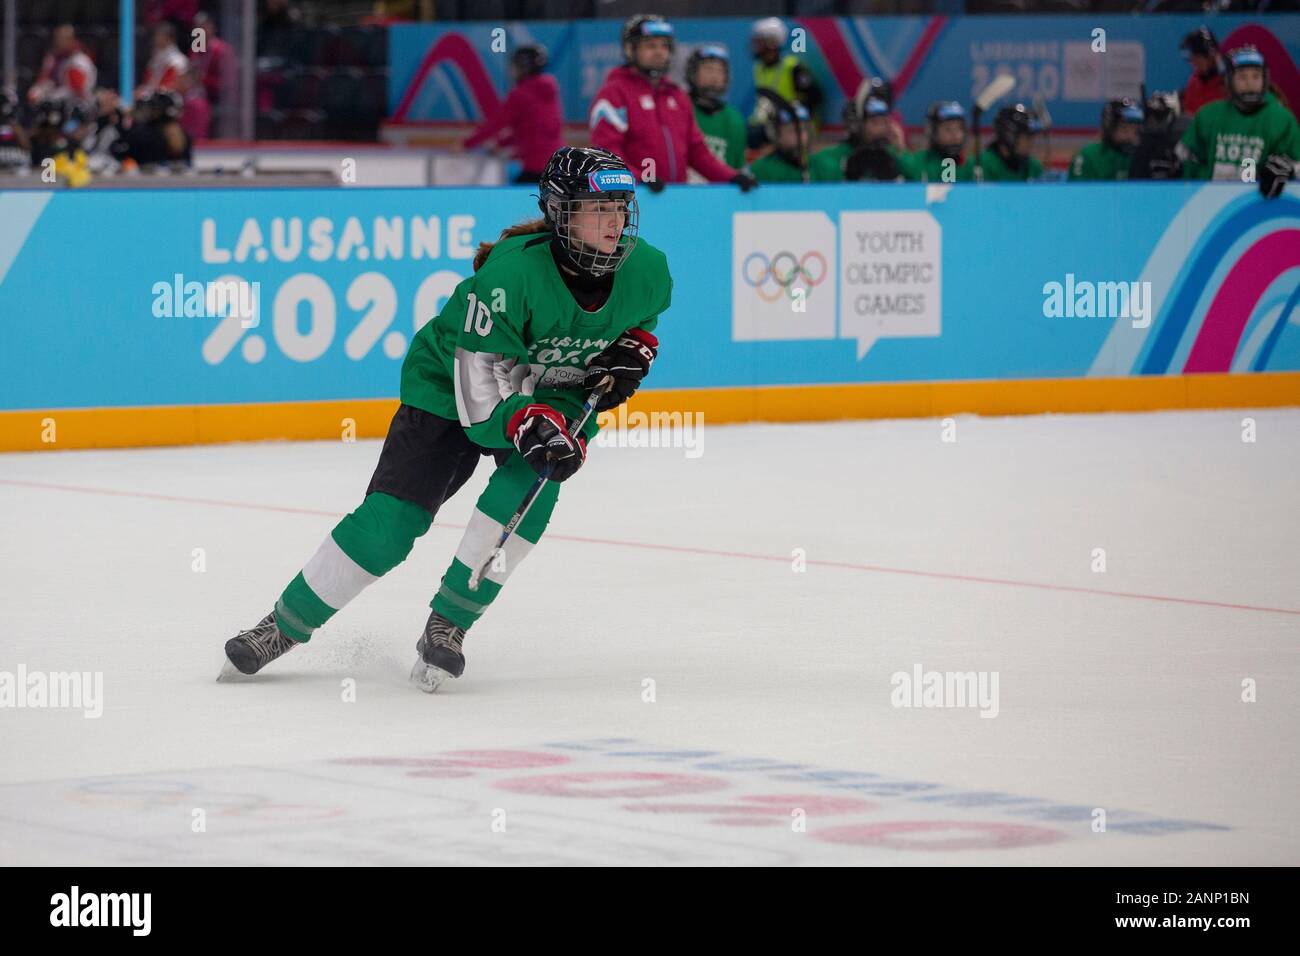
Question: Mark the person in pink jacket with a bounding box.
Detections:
[464,44,563,183]
[588,15,757,193]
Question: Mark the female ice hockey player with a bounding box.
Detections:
[1178,45,1299,199]
[220,146,670,691]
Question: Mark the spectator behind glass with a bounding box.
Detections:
[139,22,190,97]
[0,88,32,171]
[1180,26,1226,117]
[119,89,192,169]
[145,0,199,40]
[189,13,235,112]
[177,70,210,142]
[462,44,562,184]
[28,24,97,110]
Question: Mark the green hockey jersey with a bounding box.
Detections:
[974,148,1044,182]
[1179,94,1300,180]
[694,103,748,171]
[399,230,671,448]
[750,150,808,183]
[1069,141,1132,180]
[898,148,974,183]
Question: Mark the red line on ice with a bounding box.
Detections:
[3,477,1298,618]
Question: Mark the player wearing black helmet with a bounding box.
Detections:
[687,45,746,173]
[1178,46,1300,198]
[220,146,672,692]
[1070,98,1143,181]
[976,103,1044,182]
[1129,90,1187,181]
[749,91,811,182]
[900,101,973,183]
[811,89,901,182]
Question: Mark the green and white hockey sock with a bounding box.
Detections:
[275,492,432,642]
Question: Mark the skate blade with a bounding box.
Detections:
[410,658,452,694]
[216,657,254,682]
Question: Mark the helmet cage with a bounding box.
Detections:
[545,186,639,278]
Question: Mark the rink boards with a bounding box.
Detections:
[1,182,1298,450]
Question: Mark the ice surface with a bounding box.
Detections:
[1,408,1297,865]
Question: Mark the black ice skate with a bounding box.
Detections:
[218,610,299,680]
[410,609,466,693]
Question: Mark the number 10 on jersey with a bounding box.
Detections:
[464,292,495,337]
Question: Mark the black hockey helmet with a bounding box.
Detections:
[686,45,730,94]
[1180,26,1219,59]
[925,100,967,160]
[1101,97,1144,151]
[511,44,547,77]
[844,79,891,144]
[754,89,808,153]
[622,14,674,78]
[1225,45,1268,113]
[994,103,1040,151]
[866,75,894,110]
[538,146,639,279]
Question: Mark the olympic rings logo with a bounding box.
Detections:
[741,251,829,302]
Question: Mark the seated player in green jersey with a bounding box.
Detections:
[1070,98,1143,180]
[1178,45,1299,198]
[749,94,812,183]
[688,45,747,173]
[975,103,1045,182]
[899,101,973,183]
[221,147,671,692]
[811,89,902,182]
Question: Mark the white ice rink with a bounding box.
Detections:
[1,407,1297,866]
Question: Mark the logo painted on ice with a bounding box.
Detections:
[334,737,1230,854]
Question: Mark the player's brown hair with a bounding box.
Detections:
[473,218,549,272]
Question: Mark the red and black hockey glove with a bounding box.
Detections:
[507,404,587,482]
[583,327,658,412]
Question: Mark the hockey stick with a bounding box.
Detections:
[466,375,614,591]
[972,73,1015,183]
